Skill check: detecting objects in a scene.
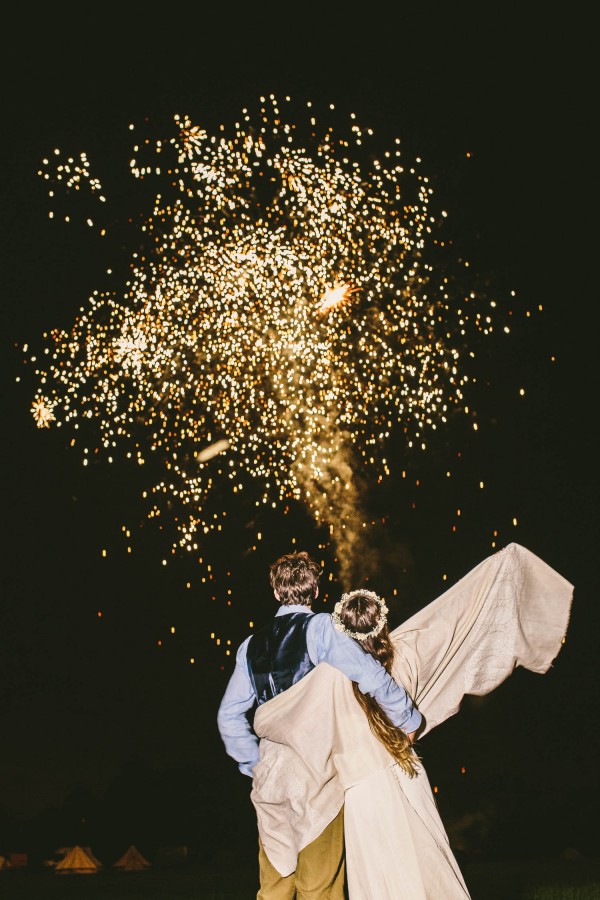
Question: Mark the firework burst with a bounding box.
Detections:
[24,94,510,582]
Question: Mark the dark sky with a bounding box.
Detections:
[1,11,597,854]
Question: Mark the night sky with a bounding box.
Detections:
[1,12,597,859]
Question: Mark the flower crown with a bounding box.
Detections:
[331,589,389,641]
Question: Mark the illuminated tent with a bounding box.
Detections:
[55,845,101,874]
[113,844,151,871]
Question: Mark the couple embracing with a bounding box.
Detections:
[218,547,572,899]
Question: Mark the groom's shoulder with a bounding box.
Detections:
[306,610,333,633]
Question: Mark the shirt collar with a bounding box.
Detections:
[275,604,313,617]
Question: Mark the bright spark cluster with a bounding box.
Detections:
[26,95,507,563]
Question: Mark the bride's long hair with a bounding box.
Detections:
[337,591,420,777]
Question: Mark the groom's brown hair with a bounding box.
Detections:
[269,551,321,606]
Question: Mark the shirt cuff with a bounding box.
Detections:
[402,708,423,734]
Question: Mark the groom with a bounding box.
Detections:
[217,549,421,899]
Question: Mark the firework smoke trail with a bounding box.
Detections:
[26,95,507,585]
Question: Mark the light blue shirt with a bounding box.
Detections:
[217,604,422,777]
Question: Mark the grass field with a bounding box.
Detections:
[1,857,599,899]
[465,858,600,900]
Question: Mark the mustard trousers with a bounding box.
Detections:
[257,805,345,899]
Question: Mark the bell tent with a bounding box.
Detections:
[113,844,151,871]
[55,845,101,874]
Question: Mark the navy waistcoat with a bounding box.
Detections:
[246,612,315,705]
